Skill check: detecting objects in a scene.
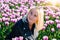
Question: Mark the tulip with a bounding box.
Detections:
[44,23,48,27]
[46,21,49,25]
[45,16,50,20]
[5,21,9,26]
[19,36,23,40]
[11,19,17,23]
[51,28,55,32]
[0,18,2,22]
[2,13,8,17]
[57,24,60,29]
[43,36,48,40]
[49,20,54,24]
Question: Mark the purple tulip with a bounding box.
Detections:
[12,37,19,40]
[51,28,55,32]
[2,13,8,17]
[45,13,49,16]
[44,23,48,27]
[21,12,25,16]
[46,21,49,25]
[55,19,60,24]
[45,16,50,20]
[5,18,10,21]
[28,0,34,5]
[43,36,48,40]
[11,19,17,23]
[42,26,46,30]
[55,12,60,16]
[2,17,6,22]
[19,7,23,12]
[5,22,9,26]
[0,18,2,22]
[19,36,23,40]
[7,13,12,16]
[52,15,56,18]
[10,15,16,19]
[56,16,59,19]
[15,13,20,17]
[4,0,10,3]
[2,17,10,22]
[49,20,54,24]
[17,16,22,21]
[57,24,60,29]
[12,36,23,40]
[15,37,20,40]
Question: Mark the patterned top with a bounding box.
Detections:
[5,15,35,40]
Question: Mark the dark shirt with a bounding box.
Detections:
[5,16,35,40]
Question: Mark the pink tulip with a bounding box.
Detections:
[49,20,54,24]
[21,12,25,16]
[7,13,12,16]
[45,16,50,20]
[56,12,60,16]
[10,15,16,19]
[44,23,48,27]
[2,13,8,17]
[46,21,49,24]
[55,19,60,24]
[17,16,22,21]
[57,24,60,29]
[11,19,17,23]
[19,36,23,40]
[15,13,20,17]
[2,17,6,22]
[4,0,10,3]
[12,36,23,40]
[42,26,46,30]
[56,16,59,19]
[5,22,9,26]
[43,36,48,40]
[0,18,2,22]
[52,15,56,18]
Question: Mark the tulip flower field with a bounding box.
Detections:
[0,0,60,40]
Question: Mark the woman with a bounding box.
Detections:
[5,7,44,40]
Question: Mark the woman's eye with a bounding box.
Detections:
[34,15,37,17]
[30,12,32,15]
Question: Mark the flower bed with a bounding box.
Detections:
[0,0,60,40]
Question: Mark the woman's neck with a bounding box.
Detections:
[29,23,33,30]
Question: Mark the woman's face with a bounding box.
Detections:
[28,9,38,24]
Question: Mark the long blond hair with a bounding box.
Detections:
[36,7,44,31]
[28,7,44,31]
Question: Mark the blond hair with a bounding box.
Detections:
[28,7,44,31]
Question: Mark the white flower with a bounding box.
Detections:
[52,38,57,40]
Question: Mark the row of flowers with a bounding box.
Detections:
[37,6,60,40]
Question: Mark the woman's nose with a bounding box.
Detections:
[31,15,34,18]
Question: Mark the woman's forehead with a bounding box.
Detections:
[30,8,38,14]
[31,9,38,15]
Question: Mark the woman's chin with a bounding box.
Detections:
[29,20,33,23]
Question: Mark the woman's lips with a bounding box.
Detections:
[29,17,32,20]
